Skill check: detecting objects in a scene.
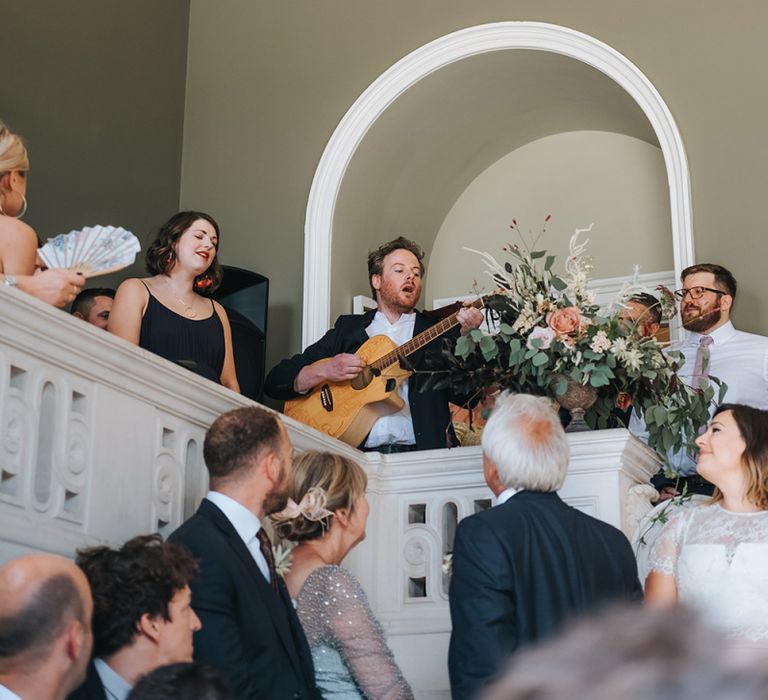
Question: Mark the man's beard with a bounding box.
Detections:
[682,304,721,333]
[262,465,290,515]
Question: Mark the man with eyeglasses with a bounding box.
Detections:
[638,263,768,496]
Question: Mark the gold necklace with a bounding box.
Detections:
[163,280,197,318]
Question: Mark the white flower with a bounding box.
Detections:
[611,337,629,355]
[442,553,453,576]
[273,543,293,577]
[622,348,643,372]
[590,330,612,354]
[526,326,556,350]
[512,310,537,334]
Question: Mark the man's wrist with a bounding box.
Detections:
[2,274,18,288]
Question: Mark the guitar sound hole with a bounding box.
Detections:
[351,366,375,391]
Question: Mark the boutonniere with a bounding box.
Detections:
[273,543,294,578]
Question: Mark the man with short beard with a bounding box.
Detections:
[638,264,768,494]
[265,237,483,452]
[169,407,320,700]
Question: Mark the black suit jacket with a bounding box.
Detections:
[66,660,107,700]
[448,491,642,699]
[264,309,462,450]
[169,500,320,700]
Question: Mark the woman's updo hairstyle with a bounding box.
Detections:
[0,122,29,176]
[275,451,367,543]
[145,211,223,294]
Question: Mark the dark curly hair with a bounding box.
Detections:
[145,211,223,294]
[367,236,424,297]
[628,292,662,326]
[76,534,199,657]
[274,451,367,542]
[127,662,232,700]
[203,406,283,486]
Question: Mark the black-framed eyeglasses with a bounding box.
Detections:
[673,286,726,301]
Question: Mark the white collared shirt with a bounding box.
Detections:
[364,311,417,448]
[0,684,21,700]
[630,321,768,473]
[495,487,520,506]
[94,658,132,700]
[206,491,271,583]
[672,321,768,410]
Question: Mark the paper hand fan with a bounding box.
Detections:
[38,226,140,278]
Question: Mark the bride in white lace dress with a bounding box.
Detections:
[646,403,768,648]
[273,451,413,700]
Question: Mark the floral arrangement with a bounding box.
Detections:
[435,219,724,474]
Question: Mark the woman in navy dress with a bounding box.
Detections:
[109,211,239,391]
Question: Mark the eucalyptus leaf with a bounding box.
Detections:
[532,352,549,367]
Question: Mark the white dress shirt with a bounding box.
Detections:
[364,311,417,448]
[495,487,520,506]
[672,321,768,410]
[94,657,132,700]
[630,321,768,473]
[206,491,271,583]
[0,684,21,700]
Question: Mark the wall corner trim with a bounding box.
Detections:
[303,21,694,347]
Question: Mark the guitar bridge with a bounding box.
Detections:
[320,384,334,412]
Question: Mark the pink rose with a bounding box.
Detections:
[546,307,583,337]
[526,326,556,350]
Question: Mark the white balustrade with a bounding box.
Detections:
[0,286,658,698]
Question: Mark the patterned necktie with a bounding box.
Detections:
[256,527,278,592]
[692,335,714,389]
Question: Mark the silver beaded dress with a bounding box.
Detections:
[294,565,413,700]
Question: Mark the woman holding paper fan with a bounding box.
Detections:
[0,121,84,307]
[109,211,239,392]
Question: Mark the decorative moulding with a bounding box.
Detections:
[303,21,694,347]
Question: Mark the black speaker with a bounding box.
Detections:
[214,266,269,402]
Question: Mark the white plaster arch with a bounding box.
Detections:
[303,21,693,346]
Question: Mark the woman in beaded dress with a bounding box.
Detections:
[108,211,238,391]
[273,451,413,700]
[646,403,768,649]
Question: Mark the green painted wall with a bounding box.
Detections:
[182,0,768,379]
[6,1,768,380]
[0,0,190,287]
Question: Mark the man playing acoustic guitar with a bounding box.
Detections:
[264,237,484,452]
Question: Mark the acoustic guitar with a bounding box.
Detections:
[284,298,485,446]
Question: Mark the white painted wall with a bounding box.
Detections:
[426,130,672,303]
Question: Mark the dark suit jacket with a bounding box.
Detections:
[169,500,320,700]
[264,309,462,450]
[66,660,106,700]
[448,491,642,699]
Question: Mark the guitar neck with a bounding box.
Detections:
[371,297,485,371]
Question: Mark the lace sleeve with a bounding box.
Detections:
[647,508,688,577]
[316,566,413,700]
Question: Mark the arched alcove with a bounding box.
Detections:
[303,21,693,346]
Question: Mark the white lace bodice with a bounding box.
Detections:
[648,504,768,642]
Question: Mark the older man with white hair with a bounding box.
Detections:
[448,393,642,700]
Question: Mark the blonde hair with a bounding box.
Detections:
[274,451,367,542]
[0,122,29,176]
